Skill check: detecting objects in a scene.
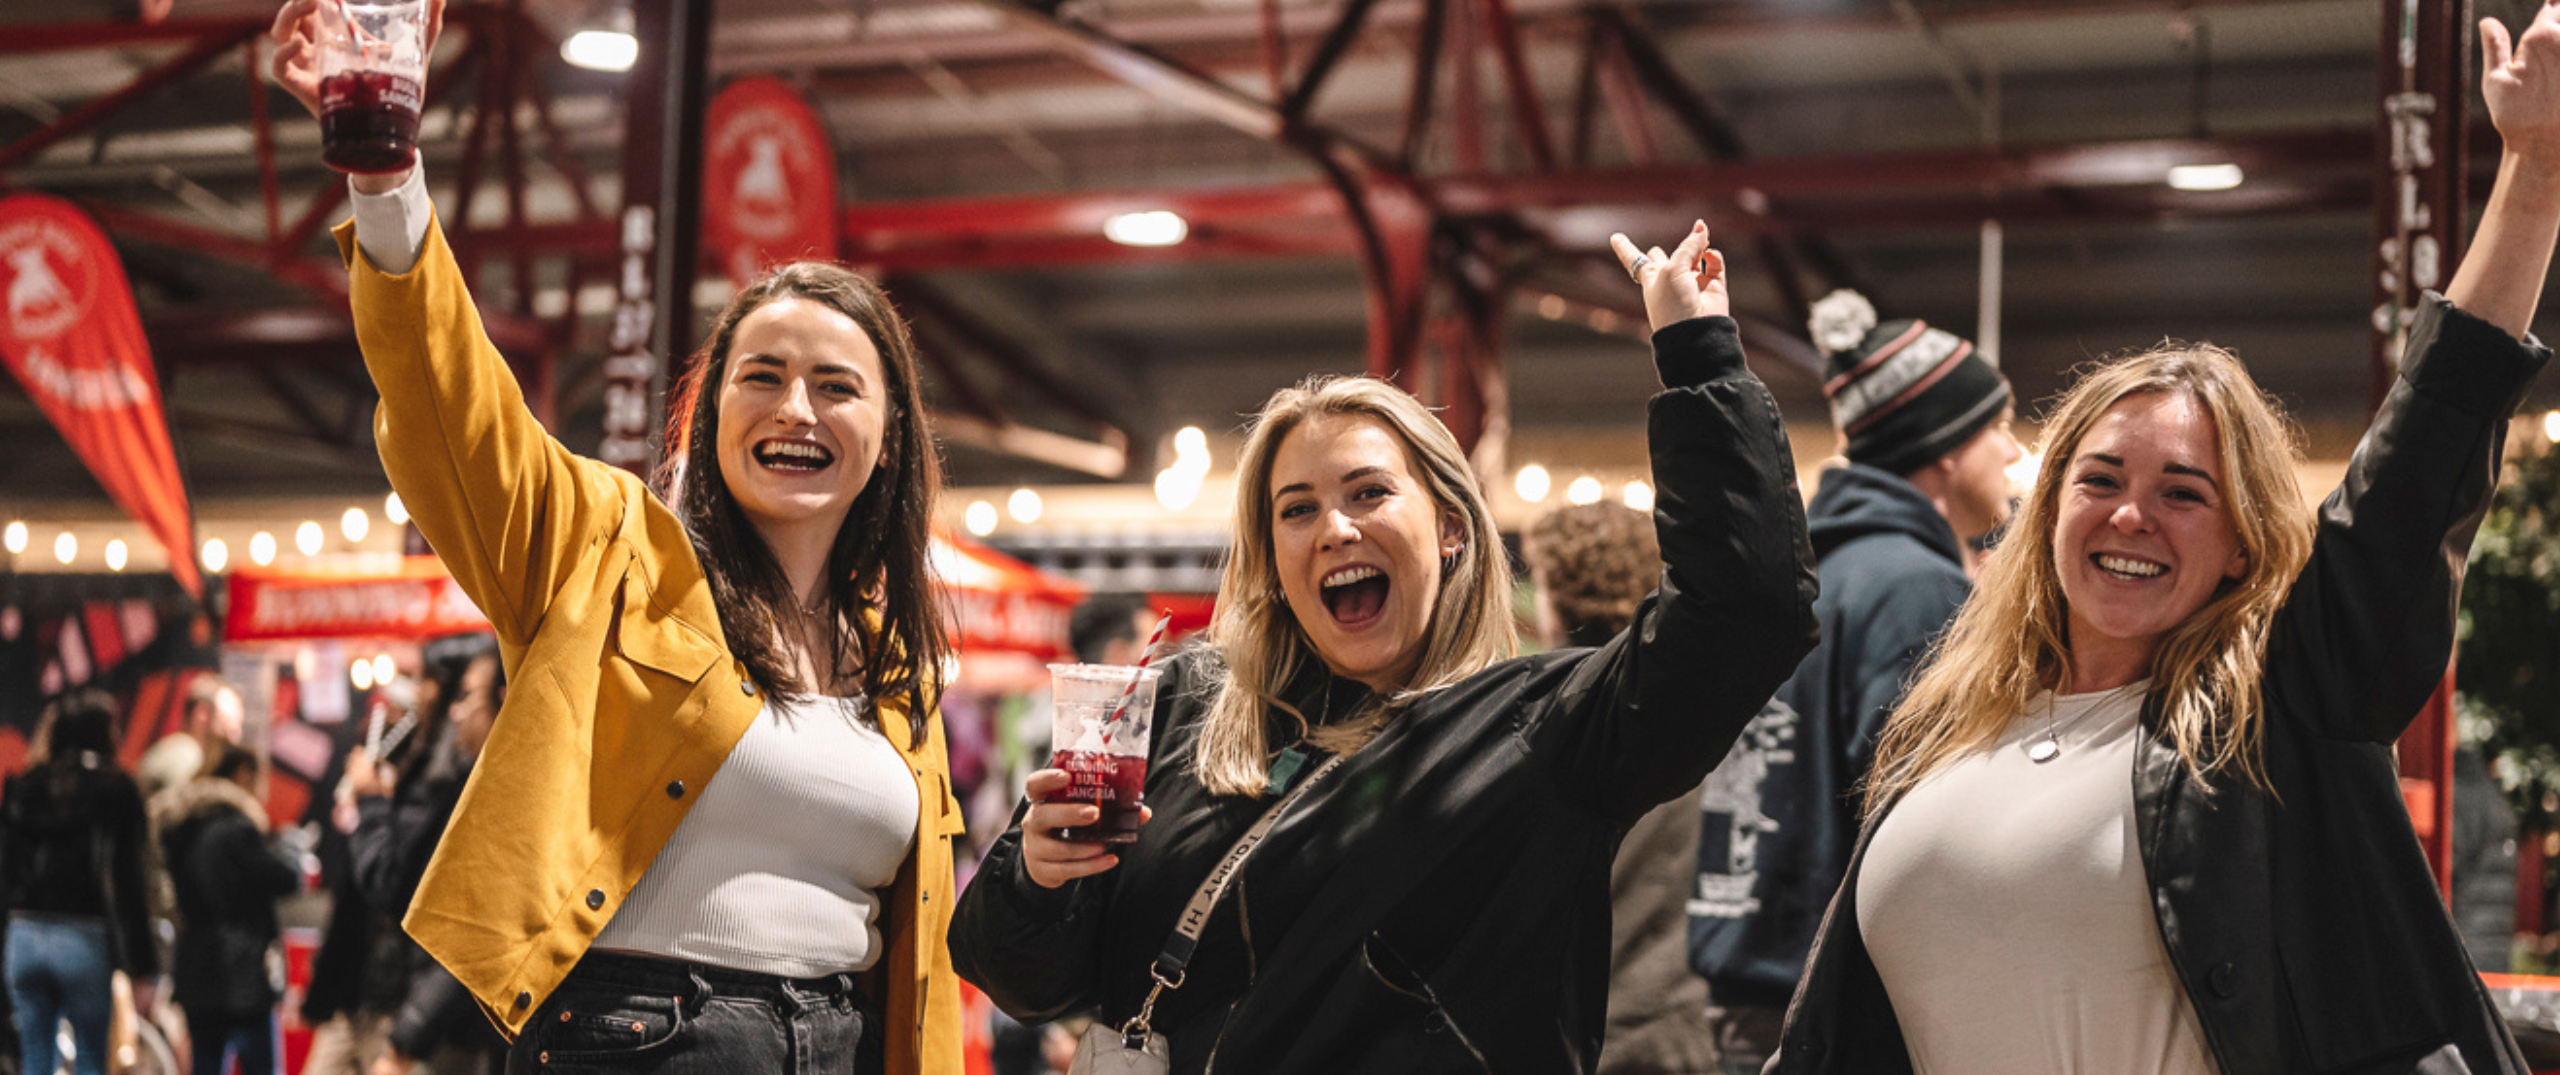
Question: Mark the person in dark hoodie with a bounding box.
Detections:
[156,741,300,1075]
[346,635,507,1075]
[1686,289,2018,1074]
[3,689,160,1075]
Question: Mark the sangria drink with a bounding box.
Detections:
[317,0,428,174]
[1044,663,1164,844]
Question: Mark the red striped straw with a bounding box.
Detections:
[1105,614,1172,723]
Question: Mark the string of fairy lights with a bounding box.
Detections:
[0,492,411,574]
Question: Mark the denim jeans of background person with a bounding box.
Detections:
[6,916,115,1075]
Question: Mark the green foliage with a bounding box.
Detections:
[2462,440,2560,823]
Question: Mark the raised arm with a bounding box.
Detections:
[2449,3,2560,337]
[1536,223,1820,821]
[270,0,636,646]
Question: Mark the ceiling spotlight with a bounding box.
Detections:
[1104,211,1188,248]
[562,20,638,72]
[2167,163,2244,191]
[385,492,409,526]
[1622,481,1655,512]
[202,538,229,573]
[250,531,277,566]
[1174,426,1209,463]
[965,500,998,537]
[53,532,76,565]
[3,521,23,555]
[105,540,128,572]
[1514,464,1552,503]
[343,506,371,543]
[1566,476,1604,506]
[2543,410,2560,444]
[1008,488,1043,524]
[296,521,324,556]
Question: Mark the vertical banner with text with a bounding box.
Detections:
[0,193,200,598]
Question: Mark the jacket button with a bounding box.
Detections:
[514,991,532,1009]
[2208,961,2237,998]
[586,889,606,911]
[741,680,756,696]
[666,780,685,799]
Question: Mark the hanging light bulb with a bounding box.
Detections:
[1008,488,1043,524]
[1514,464,1551,503]
[372,653,396,686]
[296,521,323,556]
[965,500,998,537]
[53,532,75,565]
[1565,476,1604,506]
[249,531,277,566]
[385,492,409,525]
[1621,481,1655,512]
[351,659,375,691]
[202,538,229,574]
[105,540,128,572]
[3,521,25,554]
[342,507,370,542]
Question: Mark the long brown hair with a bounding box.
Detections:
[1194,375,1517,797]
[1862,343,2314,813]
[656,263,947,747]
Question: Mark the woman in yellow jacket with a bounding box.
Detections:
[267,4,966,1071]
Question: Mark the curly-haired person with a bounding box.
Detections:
[1525,501,1713,1075]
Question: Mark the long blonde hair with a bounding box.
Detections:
[1193,376,1518,796]
[1862,343,2315,814]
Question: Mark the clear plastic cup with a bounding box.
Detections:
[1043,663,1163,844]
[316,0,429,174]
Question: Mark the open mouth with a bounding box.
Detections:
[1320,564,1390,627]
[2094,553,2166,580]
[753,439,835,473]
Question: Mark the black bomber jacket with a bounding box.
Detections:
[1773,294,2549,1075]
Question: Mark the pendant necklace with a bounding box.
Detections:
[2027,691,2063,764]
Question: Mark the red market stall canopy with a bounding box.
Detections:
[933,530,1082,660]
[224,539,1085,658]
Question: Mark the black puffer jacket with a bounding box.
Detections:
[155,776,299,1019]
[1772,295,2545,1075]
[952,316,1819,1074]
[1,758,158,979]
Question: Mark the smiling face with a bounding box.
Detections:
[2051,389,2250,685]
[712,296,890,556]
[1268,414,1463,693]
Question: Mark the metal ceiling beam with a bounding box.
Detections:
[0,20,262,179]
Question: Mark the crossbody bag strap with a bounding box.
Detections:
[1116,753,1344,1048]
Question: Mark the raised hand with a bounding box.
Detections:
[268,0,445,119]
[1610,220,1730,332]
[2483,2,2560,164]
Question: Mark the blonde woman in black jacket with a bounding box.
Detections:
[1774,9,2560,1075]
[953,223,1818,1072]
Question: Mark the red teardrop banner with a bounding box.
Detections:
[0,192,200,598]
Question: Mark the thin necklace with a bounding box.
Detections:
[2027,682,2140,764]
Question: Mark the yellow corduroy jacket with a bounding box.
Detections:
[339,215,965,1075]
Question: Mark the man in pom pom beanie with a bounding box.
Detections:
[1686,289,2019,1073]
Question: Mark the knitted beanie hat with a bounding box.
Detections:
[1809,289,2013,477]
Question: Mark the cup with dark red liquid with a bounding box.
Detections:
[316,0,428,175]
[1044,663,1163,844]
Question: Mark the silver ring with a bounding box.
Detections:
[1626,253,1650,280]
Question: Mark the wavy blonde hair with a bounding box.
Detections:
[1862,343,2315,814]
[1193,376,1518,796]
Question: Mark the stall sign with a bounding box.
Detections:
[225,557,490,642]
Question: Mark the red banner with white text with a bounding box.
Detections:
[223,557,492,642]
[0,193,199,596]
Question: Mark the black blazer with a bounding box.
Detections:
[953,316,1820,1074]
[1773,294,2547,1075]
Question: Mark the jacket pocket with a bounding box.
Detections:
[614,568,719,683]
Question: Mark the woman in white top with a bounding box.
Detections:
[1771,8,2560,1075]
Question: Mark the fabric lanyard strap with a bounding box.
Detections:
[1119,752,1344,1047]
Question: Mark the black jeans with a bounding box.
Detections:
[506,951,879,1075]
